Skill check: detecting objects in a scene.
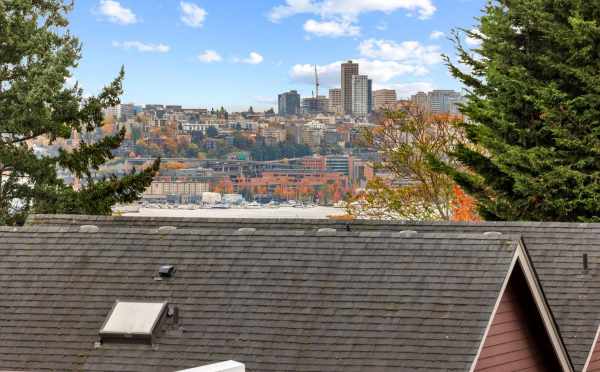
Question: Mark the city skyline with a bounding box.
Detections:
[67,0,485,111]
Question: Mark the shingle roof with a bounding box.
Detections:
[0,225,517,372]
[25,214,600,370]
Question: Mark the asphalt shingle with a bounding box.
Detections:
[0,225,516,372]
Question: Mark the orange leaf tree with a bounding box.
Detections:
[347,107,478,221]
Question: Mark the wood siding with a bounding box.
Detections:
[586,332,600,371]
[474,265,561,372]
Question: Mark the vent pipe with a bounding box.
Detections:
[583,253,589,271]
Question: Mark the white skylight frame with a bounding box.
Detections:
[99,300,167,339]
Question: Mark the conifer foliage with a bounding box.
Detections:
[0,0,159,225]
[434,0,600,221]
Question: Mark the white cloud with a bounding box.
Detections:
[430,30,444,39]
[269,0,319,22]
[376,21,388,31]
[98,0,137,25]
[198,50,222,63]
[269,0,436,22]
[236,52,264,65]
[290,58,428,88]
[358,39,442,65]
[180,1,207,28]
[303,19,360,37]
[465,28,483,47]
[112,41,170,53]
[373,82,435,99]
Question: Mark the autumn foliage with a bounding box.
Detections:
[348,107,479,221]
[451,185,480,222]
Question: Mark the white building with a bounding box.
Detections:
[182,123,218,134]
[351,75,369,117]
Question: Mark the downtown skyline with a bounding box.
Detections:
[67,0,485,111]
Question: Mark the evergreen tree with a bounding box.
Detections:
[433,0,600,221]
[0,0,160,225]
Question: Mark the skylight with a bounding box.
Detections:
[100,301,167,340]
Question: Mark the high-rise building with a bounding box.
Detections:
[411,92,429,111]
[278,90,301,117]
[341,60,359,115]
[302,96,329,115]
[328,88,343,114]
[367,79,373,113]
[351,75,369,116]
[428,90,462,114]
[373,89,398,110]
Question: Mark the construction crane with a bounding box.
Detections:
[314,64,320,99]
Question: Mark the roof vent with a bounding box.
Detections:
[99,301,167,343]
[396,230,418,237]
[159,265,176,278]
[345,224,351,232]
[483,231,502,237]
[79,225,99,233]
[176,360,246,372]
[157,226,177,233]
[236,227,256,233]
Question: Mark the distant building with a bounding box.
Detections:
[429,90,463,114]
[103,103,135,121]
[144,180,210,197]
[278,90,301,117]
[326,154,353,176]
[301,96,329,115]
[328,88,343,114]
[351,75,369,116]
[410,92,429,112]
[181,123,216,134]
[302,127,322,148]
[144,104,165,111]
[367,79,373,113]
[261,127,287,145]
[373,89,398,110]
[341,60,359,115]
[302,155,326,170]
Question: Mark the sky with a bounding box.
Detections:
[67,0,486,111]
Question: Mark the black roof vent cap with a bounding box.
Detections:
[159,265,176,278]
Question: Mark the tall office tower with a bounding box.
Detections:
[411,91,430,112]
[278,90,301,117]
[352,75,369,116]
[374,89,398,110]
[428,90,462,114]
[328,88,343,114]
[367,79,373,113]
[341,60,359,115]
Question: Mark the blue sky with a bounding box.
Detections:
[68,0,486,111]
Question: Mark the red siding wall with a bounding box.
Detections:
[586,334,600,371]
[474,265,561,372]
